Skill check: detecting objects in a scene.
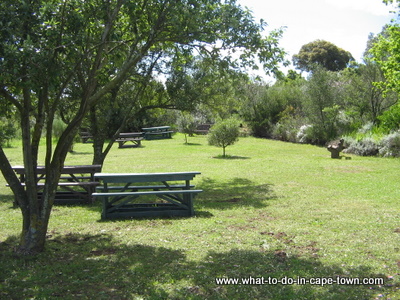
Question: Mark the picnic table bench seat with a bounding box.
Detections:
[93,172,202,219]
[142,126,173,140]
[96,184,195,191]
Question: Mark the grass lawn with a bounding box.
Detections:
[0,133,399,299]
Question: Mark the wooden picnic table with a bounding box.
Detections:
[79,130,93,143]
[141,126,173,140]
[194,124,212,135]
[115,132,144,148]
[93,171,202,219]
[11,165,102,204]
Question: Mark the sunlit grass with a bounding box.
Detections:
[0,134,399,299]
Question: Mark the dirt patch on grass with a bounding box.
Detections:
[260,231,320,258]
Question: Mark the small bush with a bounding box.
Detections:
[0,117,17,147]
[296,124,313,144]
[52,118,68,139]
[298,124,332,145]
[378,103,400,132]
[379,131,400,157]
[342,137,380,156]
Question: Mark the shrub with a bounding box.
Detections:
[0,117,17,147]
[296,124,313,144]
[298,124,333,145]
[342,137,380,156]
[52,117,68,139]
[272,122,299,143]
[271,107,306,143]
[379,131,400,157]
[378,103,400,133]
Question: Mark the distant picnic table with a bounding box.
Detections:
[194,124,212,135]
[93,171,202,219]
[11,165,102,204]
[79,131,93,143]
[142,126,173,140]
[116,132,144,148]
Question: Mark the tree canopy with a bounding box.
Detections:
[293,40,354,72]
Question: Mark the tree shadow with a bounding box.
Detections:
[95,210,215,223]
[196,177,277,211]
[212,155,250,160]
[68,151,93,155]
[116,145,145,149]
[0,233,394,299]
[1,177,276,217]
[0,194,16,208]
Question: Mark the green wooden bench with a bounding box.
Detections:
[115,132,144,148]
[142,126,173,140]
[93,172,202,219]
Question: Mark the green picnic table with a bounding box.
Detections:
[93,171,202,219]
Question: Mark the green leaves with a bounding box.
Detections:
[370,24,400,95]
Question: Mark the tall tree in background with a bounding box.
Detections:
[0,0,286,254]
[293,40,354,72]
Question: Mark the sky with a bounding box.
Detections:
[236,0,397,76]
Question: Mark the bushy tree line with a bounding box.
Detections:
[238,29,399,156]
[241,64,396,144]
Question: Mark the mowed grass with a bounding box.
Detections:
[0,133,399,299]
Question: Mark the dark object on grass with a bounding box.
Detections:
[327,139,345,159]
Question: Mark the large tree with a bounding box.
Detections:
[0,0,285,254]
[293,40,354,72]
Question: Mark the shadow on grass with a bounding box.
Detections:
[0,233,393,299]
[95,211,215,223]
[116,145,145,149]
[0,194,16,208]
[183,142,202,146]
[196,177,277,211]
[68,151,93,155]
[80,177,275,218]
[1,176,276,219]
[212,155,250,160]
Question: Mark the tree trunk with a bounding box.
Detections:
[19,208,49,254]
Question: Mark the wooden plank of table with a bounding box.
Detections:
[94,172,201,184]
[12,165,102,174]
[142,126,170,131]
